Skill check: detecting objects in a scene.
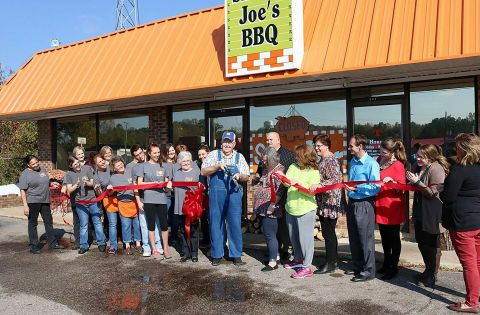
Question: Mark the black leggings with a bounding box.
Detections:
[144,203,168,231]
[319,216,338,263]
[378,224,401,269]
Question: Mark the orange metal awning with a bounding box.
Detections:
[1,0,480,119]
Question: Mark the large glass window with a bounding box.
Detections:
[410,78,476,156]
[56,115,97,170]
[250,91,347,173]
[172,105,205,158]
[99,113,149,164]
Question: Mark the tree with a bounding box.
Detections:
[0,63,38,185]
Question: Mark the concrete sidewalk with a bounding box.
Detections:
[1,206,461,270]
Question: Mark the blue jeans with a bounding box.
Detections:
[120,214,141,243]
[139,210,162,252]
[209,187,243,259]
[106,211,118,250]
[261,216,279,262]
[76,203,105,249]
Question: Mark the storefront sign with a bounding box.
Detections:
[274,115,309,141]
[225,0,304,77]
[77,137,86,145]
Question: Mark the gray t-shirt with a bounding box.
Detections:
[63,171,79,205]
[18,167,50,204]
[173,168,200,215]
[93,168,111,190]
[140,162,173,204]
[63,165,97,202]
[109,172,135,201]
[130,162,144,201]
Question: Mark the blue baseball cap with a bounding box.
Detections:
[222,131,236,142]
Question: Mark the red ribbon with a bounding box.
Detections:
[76,181,200,205]
[182,183,206,239]
[269,171,425,203]
[49,187,71,225]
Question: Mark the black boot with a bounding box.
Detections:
[381,266,398,280]
[419,246,438,288]
[314,262,338,274]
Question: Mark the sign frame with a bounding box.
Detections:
[224,0,304,78]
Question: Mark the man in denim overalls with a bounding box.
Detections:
[201,131,250,266]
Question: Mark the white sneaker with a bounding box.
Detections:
[143,250,152,257]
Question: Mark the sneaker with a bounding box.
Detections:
[49,244,65,250]
[98,245,106,252]
[142,250,152,257]
[291,267,313,279]
[78,247,89,254]
[233,257,246,266]
[152,251,164,260]
[30,247,41,254]
[211,258,222,266]
[108,247,117,255]
[283,260,304,269]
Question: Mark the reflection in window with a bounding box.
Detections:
[172,107,205,159]
[353,104,402,159]
[56,115,97,170]
[410,79,476,156]
[99,113,148,164]
[209,115,243,152]
[250,91,347,172]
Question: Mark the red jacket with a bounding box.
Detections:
[376,160,406,225]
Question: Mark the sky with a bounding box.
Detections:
[0,0,223,72]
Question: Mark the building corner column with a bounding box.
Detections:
[37,119,54,171]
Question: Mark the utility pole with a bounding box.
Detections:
[115,0,139,30]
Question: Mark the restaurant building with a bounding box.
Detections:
[1,0,479,229]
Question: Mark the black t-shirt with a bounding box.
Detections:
[441,164,480,231]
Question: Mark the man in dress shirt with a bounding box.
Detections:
[344,134,380,282]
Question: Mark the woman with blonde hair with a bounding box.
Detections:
[407,143,449,287]
[99,146,113,168]
[282,144,320,279]
[72,146,86,166]
[442,133,480,313]
[376,138,407,280]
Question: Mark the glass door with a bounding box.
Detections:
[350,97,409,232]
[352,103,403,160]
[208,115,244,154]
[206,106,249,217]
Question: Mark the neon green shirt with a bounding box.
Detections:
[285,164,320,216]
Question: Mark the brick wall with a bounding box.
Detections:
[0,194,22,208]
[37,119,54,171]
[148,106,169,145]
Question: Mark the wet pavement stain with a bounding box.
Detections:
[0,241,401,315]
